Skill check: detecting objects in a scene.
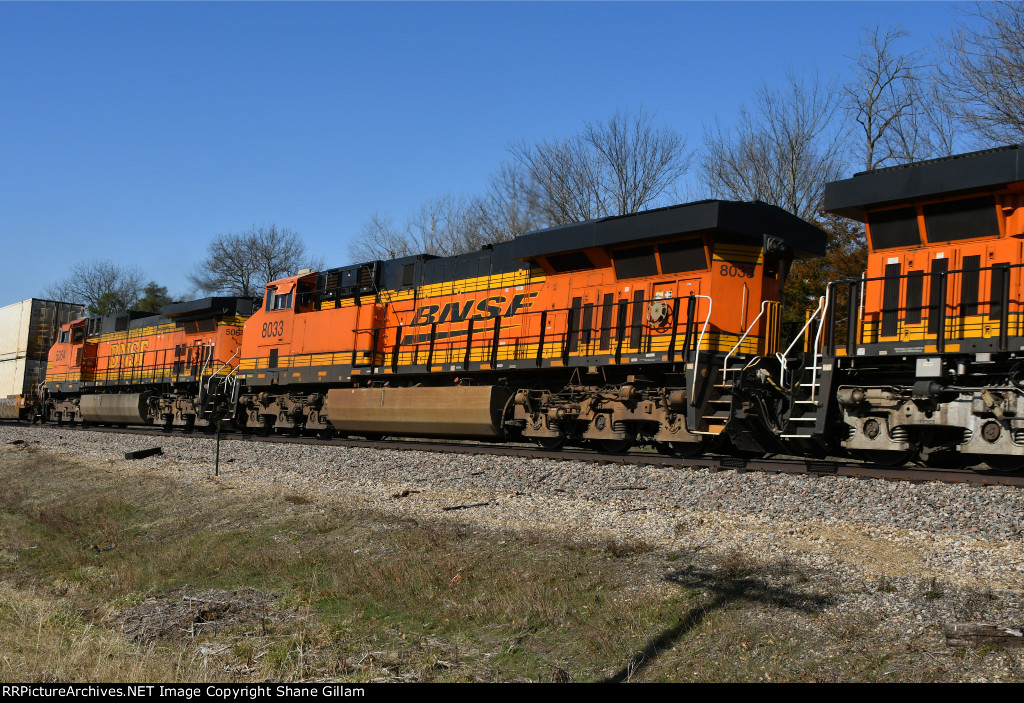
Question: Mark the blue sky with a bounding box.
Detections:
[0,1,978,304]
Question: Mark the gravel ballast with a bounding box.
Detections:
[4,425,1023,583]
[3,423,1024,680]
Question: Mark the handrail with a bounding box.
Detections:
[196,342,215,383]
[808,284,831,405]
[206,346,241,395]
[689,295,713,403]
[776,295,826,387]
[722,299,771,379]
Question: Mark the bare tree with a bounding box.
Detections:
[348,213,418,262]
[409,194,489,255]
[884,78,961,162]
[348,109,691,262]
[936,1,1024,145]
[585,109,693,214]
[249,225,322,290]
[190,224,322,297]
[476,160,547,243]
[700,71,847,219]
[845,25,928,169]
[43,260,145,316]
[348,195,491,262]
[510,108,692,225]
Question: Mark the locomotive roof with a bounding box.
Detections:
[83,297,257,336]
[824,144,1024,221]
[160,296,257,319]
[506,200,827,259]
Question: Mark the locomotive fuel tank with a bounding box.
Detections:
[325,385,511,439]
[79,393,151,425]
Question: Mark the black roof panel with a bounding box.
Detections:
[160,297,258,319]
[824,145,1024,221]
[505,200,826,259]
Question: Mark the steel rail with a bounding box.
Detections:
[11,422,1024,488]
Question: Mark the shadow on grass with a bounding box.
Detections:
[605,557,834,683]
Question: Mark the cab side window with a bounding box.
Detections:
[271,291,293,310]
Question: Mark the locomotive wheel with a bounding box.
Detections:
[655,442,676,456]
[856,449,917,467]
[596,437,634,454]
[533,436,565,450]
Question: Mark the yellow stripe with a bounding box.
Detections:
[712,246,763,265]
[862,312,1024,343]
[240,330,766,374]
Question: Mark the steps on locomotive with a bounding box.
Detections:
[781,362,825,438]
[699,366,737,434]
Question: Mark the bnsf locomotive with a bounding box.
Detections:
[798,145,1024,471]
[40,199,824,457]
[35,145,1024,470]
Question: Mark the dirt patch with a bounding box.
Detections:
[108,587,298,644]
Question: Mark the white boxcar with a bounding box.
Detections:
[0,299,85,419]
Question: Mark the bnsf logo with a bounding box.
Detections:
[108,339,150,369]
[409,292,538,327]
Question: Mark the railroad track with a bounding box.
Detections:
[10,422,1024,488]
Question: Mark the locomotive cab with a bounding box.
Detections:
[43,318,91,422]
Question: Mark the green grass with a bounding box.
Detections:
[0,442,1019,682]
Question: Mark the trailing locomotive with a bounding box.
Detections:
[40,200,825,456]
[43,298,254,430]
[776,145,1024,470]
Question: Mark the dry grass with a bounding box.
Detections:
[0,442,1021,682]
[0,582,215,681]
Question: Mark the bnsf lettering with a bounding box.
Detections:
[409,292,537,327]
[438,300,475,324]
[410,305,441,326]
[503,292,536,318]
[475,296,505,320]
[108,340,150,370]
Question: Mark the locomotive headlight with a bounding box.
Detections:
[763,234,789,257]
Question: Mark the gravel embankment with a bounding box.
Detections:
[3,423,1024,665]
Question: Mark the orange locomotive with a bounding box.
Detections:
[234,200,824,454]
[42,298,255,428]
[780,145,1024,469]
